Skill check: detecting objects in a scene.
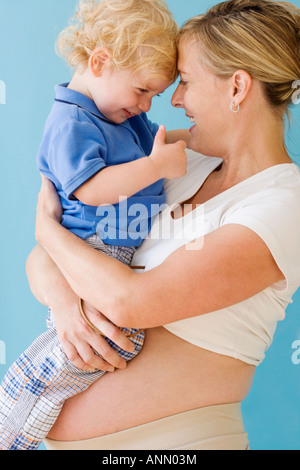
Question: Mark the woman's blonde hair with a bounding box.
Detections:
[57,0,179,82]
[179,0,300,111]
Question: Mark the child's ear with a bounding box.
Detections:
[89,48,112,77]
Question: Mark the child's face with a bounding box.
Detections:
[89,64,172,124]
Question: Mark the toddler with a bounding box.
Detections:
[0,0,188,450]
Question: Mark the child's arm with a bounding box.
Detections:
[74,125,187,206]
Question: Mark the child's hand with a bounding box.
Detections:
[150,125,187,179]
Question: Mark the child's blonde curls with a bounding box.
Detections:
[57,0,179,82]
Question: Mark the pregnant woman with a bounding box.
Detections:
[27,0,300,450]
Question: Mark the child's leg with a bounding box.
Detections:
[0,318,144,450]
[0,238,144,450]
[0,324,102,450]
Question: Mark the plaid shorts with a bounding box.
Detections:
[0,237,145,450]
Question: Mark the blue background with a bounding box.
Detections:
[0,0,299,450]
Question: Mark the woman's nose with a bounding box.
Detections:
[171,84,184,108]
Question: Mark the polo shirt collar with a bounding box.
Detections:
[55,83,110,122]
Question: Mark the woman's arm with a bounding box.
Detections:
[26,243,134,371]
[36,177,284,330]
[26,244,70,307]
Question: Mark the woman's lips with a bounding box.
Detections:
[189,116,196,132]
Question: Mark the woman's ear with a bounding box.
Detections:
[230,70,252,107]
[89,47,112,77]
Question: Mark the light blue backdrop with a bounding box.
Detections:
[0,0,299,451]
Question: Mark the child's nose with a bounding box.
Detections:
[139,96,152,113]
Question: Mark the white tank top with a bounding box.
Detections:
[132,150,300,366]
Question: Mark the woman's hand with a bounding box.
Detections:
[52,294,135,372]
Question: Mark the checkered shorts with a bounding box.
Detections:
[0,237,145,450]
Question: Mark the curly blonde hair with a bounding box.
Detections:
[179,0,300,112]
[57,0,179,82]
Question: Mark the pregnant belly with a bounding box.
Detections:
[47,327,255,441]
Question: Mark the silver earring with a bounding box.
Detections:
[230,101,240,113]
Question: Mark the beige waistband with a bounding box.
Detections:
[44,402,249,451]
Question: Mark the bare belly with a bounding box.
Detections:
[48,327,256,441]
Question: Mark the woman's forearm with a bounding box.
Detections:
[26,244,75,309]
[36,217,135,323]
[26,243,134,370]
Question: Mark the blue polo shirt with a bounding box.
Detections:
[37,83,166,247]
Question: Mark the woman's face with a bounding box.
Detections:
[172,40,231,157]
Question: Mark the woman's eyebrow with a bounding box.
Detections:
[178,69,189,77]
